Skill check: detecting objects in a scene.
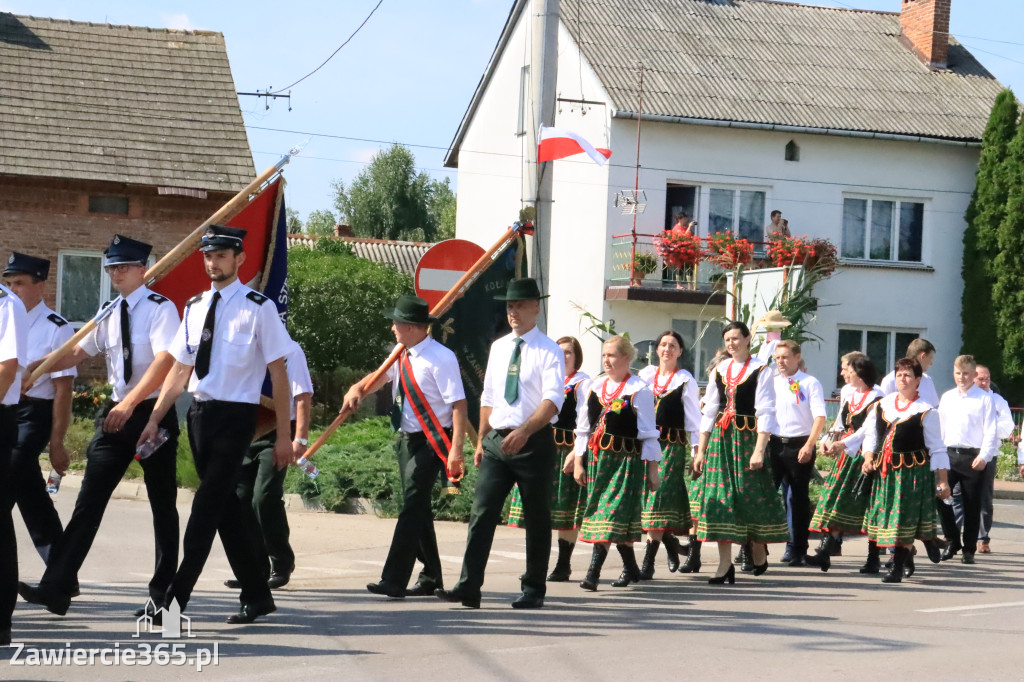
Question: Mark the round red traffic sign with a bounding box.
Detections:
[415,239,485,309]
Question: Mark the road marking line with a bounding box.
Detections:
[917,601,1024,613]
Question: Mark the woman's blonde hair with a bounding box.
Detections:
[603,335,635,361]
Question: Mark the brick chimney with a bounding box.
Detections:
[899,0,950,69]
[334,224,354,237]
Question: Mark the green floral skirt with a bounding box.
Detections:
[809,449,874,534]
[641,440,693,533]
[507,442,586,530]
[695,424,789,544]
[578,446,644,544]
[863,459,937,547]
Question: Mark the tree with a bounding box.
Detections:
[993,111,1024,378]
[333,143,443,241]
[285,206,302,234]
[961,90,1018,388]
[286,237,412,375]
[429,177,457,240]
[304,208,337,236]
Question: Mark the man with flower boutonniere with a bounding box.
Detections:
[769,340,827,567]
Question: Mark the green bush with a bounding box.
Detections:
[71,381,112,420]
[284,417,482,522]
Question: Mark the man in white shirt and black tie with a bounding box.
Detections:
[936,355,999,564]
[437,278,565,610]
[970,365,1014,553]
[138,225,294,624]
[769,340,827,566]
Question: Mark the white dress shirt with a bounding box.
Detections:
[386,335,466,432]
[169,278,292,404]
[880,371,940,408]
[848,393,949,470]
[283,343,314,421]
[984,389,1015,440]
[0,283,29,406]
[480,326,565,430]
[79,285,179,403]
[638,365,701,446]
[22,301,76,400]
[938,385,1000,462]
[772,369,827,438]
[699,356,777,434]
[573,375,661,461]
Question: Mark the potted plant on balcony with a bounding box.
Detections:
[630,252,658,286]
[655,230,703,289]
[705,231,754,268]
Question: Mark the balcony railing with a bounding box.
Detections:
[608,232,771,291]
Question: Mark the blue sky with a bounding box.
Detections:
[3,0,1023,221]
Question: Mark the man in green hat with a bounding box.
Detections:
[344,294,467,598]
[437,278,565,609]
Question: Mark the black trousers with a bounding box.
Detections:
[0,404,18,631]
[454,426,554,599]
[380,431,447,589]
[233,427,296,581]
[769,435,815,556]
[40,399,179,601]
[937,449,985,554]
[164,400,271,610]
[9,399,63,559]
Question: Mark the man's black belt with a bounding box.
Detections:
[948,446,981,456]
[771,434,810,445]
[401,427,454,440]
[20,396,53,404]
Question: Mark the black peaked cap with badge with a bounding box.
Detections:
[200,225,247,252]
[104,235,152,266]
[3,252,50,280]
[493,277,549,301]
[385,295,437,325]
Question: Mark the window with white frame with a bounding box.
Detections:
[708,188,766,244]
[516,66,530,136]
[836,327,922,388]
[57,250,115,327]
[841,197,924,263]
[671,319,725,379]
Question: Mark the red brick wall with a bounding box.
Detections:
[900,0,950,68]
[0,174,235,380]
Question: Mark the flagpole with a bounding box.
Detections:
[26,143,306,387]
[302,221,532,460]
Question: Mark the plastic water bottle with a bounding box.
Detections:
[135,428,169,461]
[46,471,62,494]
[296,456,319,479]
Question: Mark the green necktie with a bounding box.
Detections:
[504,337,524,404]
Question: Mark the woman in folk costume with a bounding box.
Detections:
[506,337,590,582]
[574,336,661,591]
[692,321,788,584]
[854,357,950,583]
[806,352,883,572]
[637,331,700,579]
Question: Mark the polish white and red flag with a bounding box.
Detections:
[537,126,612,166]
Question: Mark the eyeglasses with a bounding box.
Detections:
[104,264,139,274]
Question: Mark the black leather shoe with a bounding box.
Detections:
[903,554,916,578]
[366,581,405,598]
[511,594,544,609]
[752,561,769,577]
[922,540,942,564]
[224,579,242,589]
[435,588,480,609]
[405,581,439,597]
[859,555,881,574]
[17,582,70,616]
[226,599,277,624]
[941,542,962,561]
[961,552,976,565]
[267,572,291,590]
[787,554,807,568]
[133,601,164,624]
[0,628,10,646]
[708,565,736,585]
[741,544,755,572]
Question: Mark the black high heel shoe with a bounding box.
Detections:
[708,565,736,585]
[752,561,768,576]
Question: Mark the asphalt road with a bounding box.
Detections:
[5,476,1023,681]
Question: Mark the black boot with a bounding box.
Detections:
[882,546,909,583]
[580,544,608,591]
[904,546,917,578]
[663,534,682,572]
[639,540,660,581]
[679,536,702,573]
[922,539,942,564]
[547,539,575,582]
[733,543,746,566]
[860,541,881,574]
[741,541,756,572]
[611,544,641,587]
[805,535,836,572]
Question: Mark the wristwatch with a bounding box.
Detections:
[294,437,309,446]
